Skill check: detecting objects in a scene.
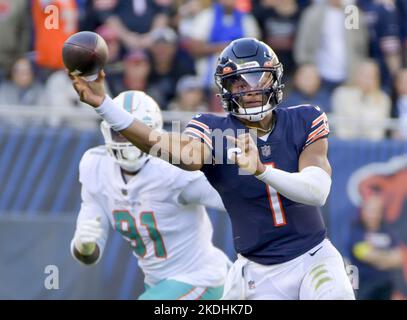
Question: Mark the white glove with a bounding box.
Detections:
[73,218,104,256]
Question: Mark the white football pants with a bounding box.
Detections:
[222,238,355,300]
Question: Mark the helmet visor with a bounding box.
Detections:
[222,71,274,94]
[222,71,274,108]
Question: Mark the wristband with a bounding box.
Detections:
[94,95,134,131]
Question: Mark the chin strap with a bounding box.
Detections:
[232,104,274,122]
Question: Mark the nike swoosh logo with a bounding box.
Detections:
[309,246,323,256]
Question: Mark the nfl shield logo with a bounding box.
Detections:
[260,145,271,157]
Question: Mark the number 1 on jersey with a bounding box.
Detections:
[265,163,286,226]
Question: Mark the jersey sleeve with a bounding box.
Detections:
[178,173,226,212]
[183,114,214,151]
[73,147,110,263]
[301,105,330,149]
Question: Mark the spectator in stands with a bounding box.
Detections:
[75,0,88,20]
[279,64,332,113]
[0,0,30,82]
[105,0,170,51]
[44,69,100,128]
[44,70,91,111]
[147,27,196,109]
[332,59,391,140]
[0,57,45,106]
[358,0,402,92]
[108,50,152,97]
[348,189,402,300]
[297,0,311,10]
[79,0,118,31]
[95,24,124,93]
[294,0,368,94]
[32,0,79,82]
[155,0,175,7]
[252,0,301,80]
[96,24,123,64]
[186,0,260,89]
[173,0,211,38]
[168,75,208,113]
[392,69,407,139]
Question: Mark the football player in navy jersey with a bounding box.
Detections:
[69,38,355,300]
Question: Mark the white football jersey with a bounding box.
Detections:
[76,146,230,287]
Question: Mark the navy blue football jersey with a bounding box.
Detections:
[184,105,330,265]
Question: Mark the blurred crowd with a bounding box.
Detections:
[0,0,407,138]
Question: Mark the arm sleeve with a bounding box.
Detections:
[256,165,332,207]
[70,186,110,265]
[178,174,226,212]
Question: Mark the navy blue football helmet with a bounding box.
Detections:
[215,38,284,121]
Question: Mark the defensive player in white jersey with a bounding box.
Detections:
[70,91,231,300]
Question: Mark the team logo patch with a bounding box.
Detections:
[260,145,271,157]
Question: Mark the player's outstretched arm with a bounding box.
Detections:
[120,121,209,171]
[178,174,227,212]
[69,71,208,171]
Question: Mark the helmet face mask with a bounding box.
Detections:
[215,38,284,122]
[222,70,274,106]
[100,91,163,173]
[101,122,148,172]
